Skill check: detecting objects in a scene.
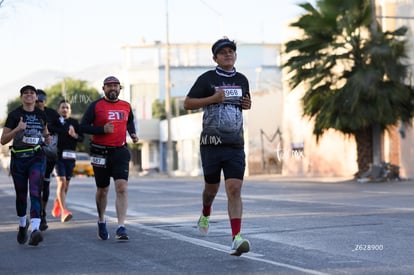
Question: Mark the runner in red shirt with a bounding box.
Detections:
[80,76,139,241]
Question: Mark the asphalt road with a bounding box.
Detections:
[1,172,414,275]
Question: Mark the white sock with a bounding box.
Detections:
[31,218,41,231]
[19,215,27,227]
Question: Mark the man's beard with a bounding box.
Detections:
[106,90,118,100]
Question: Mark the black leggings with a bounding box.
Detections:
[41,160,55,203]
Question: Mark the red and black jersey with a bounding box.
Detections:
[80,97,136,147]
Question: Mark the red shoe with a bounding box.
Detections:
[61,209,73,223]
[51,199,61,218]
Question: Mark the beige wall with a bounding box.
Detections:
[382,0,414,179]
[277,0,414,178]
[399,126,414,178]
[246,89,284,174]
[281,86,358,177]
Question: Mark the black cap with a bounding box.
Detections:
[103,76,120,85]
[212,37,236,56]
[20,85,36,95]
[35,89,47,101]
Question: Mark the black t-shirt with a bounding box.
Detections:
[56,117,84,154]
[187,69,250,148]
[43,106,61,135]
[4,106,48,149]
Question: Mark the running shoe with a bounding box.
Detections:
[115,226,129,240]
[40,211,48,231]
[197,215,210,236]
[61,209,73,223]
[97,221,109,240]
[28,230,43,246]
[51,198,61,218]
[230,233,250,256]
[17,222,29,244]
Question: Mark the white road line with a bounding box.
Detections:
[70,204,329,275]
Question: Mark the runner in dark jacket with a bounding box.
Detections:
[51,99,84,223]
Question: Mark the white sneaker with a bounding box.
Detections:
[230,233,250,256]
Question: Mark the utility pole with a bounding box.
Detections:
[62,78,66,100]
[165,0,173,176]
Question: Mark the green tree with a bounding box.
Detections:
[6,97,22,115]
[5,78,100,121]
[4,78,101,151]
[152,99,166,120]
[283,0,414,176]
[46,78,101,151]
[45,78,101,121]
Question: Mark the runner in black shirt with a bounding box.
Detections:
[35,89,61,231]
[184,37,252,256]
[1,85,52,246]
[51,99,84,223]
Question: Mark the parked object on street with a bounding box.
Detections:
[73,152,94,177]
[357,162,400,182]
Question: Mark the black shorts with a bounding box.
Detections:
[200,146,246,184]
[55,158,76,180]
[93,146,131,188]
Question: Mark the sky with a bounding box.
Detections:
[0,0,316,120]
[0,0,315,84]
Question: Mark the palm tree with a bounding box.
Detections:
[283,0,414,177]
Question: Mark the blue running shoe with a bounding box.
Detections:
[97,221,109,240]
[115,226,129,240]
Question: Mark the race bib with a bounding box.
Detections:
[22,136,40,145]
[223,88,242,98]
[62,150,77,160]
[216,86,242,97]
[91,156,106,167]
